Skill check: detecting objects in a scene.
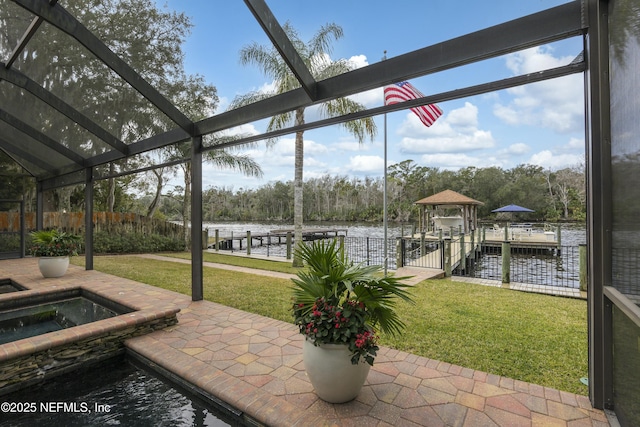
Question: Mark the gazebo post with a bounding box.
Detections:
[424,206,428,233]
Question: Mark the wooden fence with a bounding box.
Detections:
[0,212,186,241]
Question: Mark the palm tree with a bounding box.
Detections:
[231,22,377,266]
[166,137,263,245]
[164,75,263,244]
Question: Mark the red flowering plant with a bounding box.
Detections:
[28,229,81,257]
[292,239,414,366]
[293,297,380,365]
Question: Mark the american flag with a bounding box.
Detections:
[384,81,442,127]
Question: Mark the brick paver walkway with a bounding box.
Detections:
[0,258,609,426]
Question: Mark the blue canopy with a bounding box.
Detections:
[492,204,535,213]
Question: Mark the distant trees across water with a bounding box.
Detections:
[195,161,585,223]
[1,158,585,224]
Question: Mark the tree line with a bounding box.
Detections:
[158,160,585,223]
[1,154,585,224]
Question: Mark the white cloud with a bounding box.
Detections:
[419,153,502,169]
[331,140,371,152]
[565,137,585,150]
[347,155,385,173]
[348,88,381,108]
[494,46,584,133]
[447,103,479,129]
[264,138,328,156]
[217,123,260,138]
[397,102,495,154]
[348,54,369,69]
[304,139,330,155]
[342,54,383,107]
[216,96,230,113]
[527,150,584,170]
[259,80,278,94]
[504,143,530,155]
[305,156,326,168]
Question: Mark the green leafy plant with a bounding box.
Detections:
[92,231,185,254]
[28,229,81,257]
[291,239,414,365]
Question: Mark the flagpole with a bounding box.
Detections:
[382,72,442,277]
[384,111,388,277]
[382,51,388,277]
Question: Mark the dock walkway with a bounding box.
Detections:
[210,228,347,250]
[404,235,479,271]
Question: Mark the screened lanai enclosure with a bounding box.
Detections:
[0,0,639,423]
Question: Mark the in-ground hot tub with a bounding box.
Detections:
[0,285,180,394]
[0,289,133,345]
[0,279,27,294]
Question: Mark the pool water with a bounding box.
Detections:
[3,356,243,426]
[0,296,127,345]
[0,279,25,294]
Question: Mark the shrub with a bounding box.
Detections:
[92,232,185,254]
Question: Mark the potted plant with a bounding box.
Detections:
[28,229,82,278]
[291,239,414,403]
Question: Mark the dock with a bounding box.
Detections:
[209,228,347,250]
[401,225,560,271]
[481,226,561,254]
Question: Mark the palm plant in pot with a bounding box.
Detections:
[291,239,414,403]
[28,229,82,278]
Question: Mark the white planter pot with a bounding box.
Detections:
[38,256,70,278]
[303,339,371,403]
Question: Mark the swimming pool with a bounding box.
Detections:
[2,354,246,426]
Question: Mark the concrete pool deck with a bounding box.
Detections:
[0,258,609,426]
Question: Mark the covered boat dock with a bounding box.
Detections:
[415,190,484,235]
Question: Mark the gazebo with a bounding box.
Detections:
[414,190,484,234]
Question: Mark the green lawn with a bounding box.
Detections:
[72,255,588,394]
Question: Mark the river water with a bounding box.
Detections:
[203,221,586,245]
[203,221,586,288]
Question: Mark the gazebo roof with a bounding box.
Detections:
[414,190,484,206]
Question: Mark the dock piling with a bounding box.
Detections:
[502,241,511,284]
[444,238,452,277]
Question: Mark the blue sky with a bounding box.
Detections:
[158,0,585,191]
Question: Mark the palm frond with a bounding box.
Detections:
[267,111,295,132]
[308,23,343,58]
[318,97,378,142]
[291,239,414,337]
[314,59,353,80]
[204,149,263,178]
[239,42,286,81]
[228,91,275,110]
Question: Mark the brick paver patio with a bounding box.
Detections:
[0,258,609,426]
